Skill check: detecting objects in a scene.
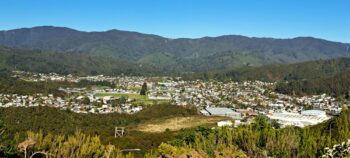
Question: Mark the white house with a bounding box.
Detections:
[217,120,233,127]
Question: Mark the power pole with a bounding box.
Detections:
[115,127,125,138]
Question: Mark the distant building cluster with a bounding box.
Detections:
[2,71,348,128]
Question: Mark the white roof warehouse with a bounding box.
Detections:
[268,110,330,128]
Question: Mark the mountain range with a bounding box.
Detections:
[1,26,350,73]
[0,46,158,76]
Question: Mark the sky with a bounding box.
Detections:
[0,0,349,43]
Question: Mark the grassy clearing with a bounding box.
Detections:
[129,86,141,91]
[136,116,229,133]
[133,99,170,105]
[95,92,147,99]
[91,85,111,90]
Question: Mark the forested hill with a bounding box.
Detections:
[0,46,159,76]
[1,26,350,72]
[202,57,350,82]
[275,69,350,97]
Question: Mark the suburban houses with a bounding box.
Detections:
[1,71,347,128]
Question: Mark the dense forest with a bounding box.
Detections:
[275,70,350,97]
[0,46,159,76]
[0,106,349,157]
[183,58,350,82]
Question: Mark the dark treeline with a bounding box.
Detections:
[275,70,350,98]
[77,79,115,88]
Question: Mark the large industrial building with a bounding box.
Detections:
[268,110,330,128]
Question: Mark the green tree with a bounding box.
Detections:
[271,119,280,129]
[0,118,7,156]
[0,119,4,138]
[81,97,90,104]
[140,82,148,95]
[111,96,127,107]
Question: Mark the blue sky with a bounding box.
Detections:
[0,0,349,42]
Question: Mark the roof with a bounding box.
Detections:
[200,109,210,114]
[301,110,326,116]
[268,112,330,127]
[206,107,236,115]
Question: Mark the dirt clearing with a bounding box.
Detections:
[136,116,228,133]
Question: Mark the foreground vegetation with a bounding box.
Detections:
[0,104,198,157]
[1,107,349,157]
[16,131,123,158]
[157,108,350,157]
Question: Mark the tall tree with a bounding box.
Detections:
[140,82,148,95]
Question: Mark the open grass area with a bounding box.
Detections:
[91,85,111,90]
[136,116,228,133]
[129,86,142,91]
[95,92,147,99]
[132,99,170,105]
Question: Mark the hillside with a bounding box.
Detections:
[275,70,350,97]
[1,26,350,72]
[196,57,350,82]
[0,46,159,75]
